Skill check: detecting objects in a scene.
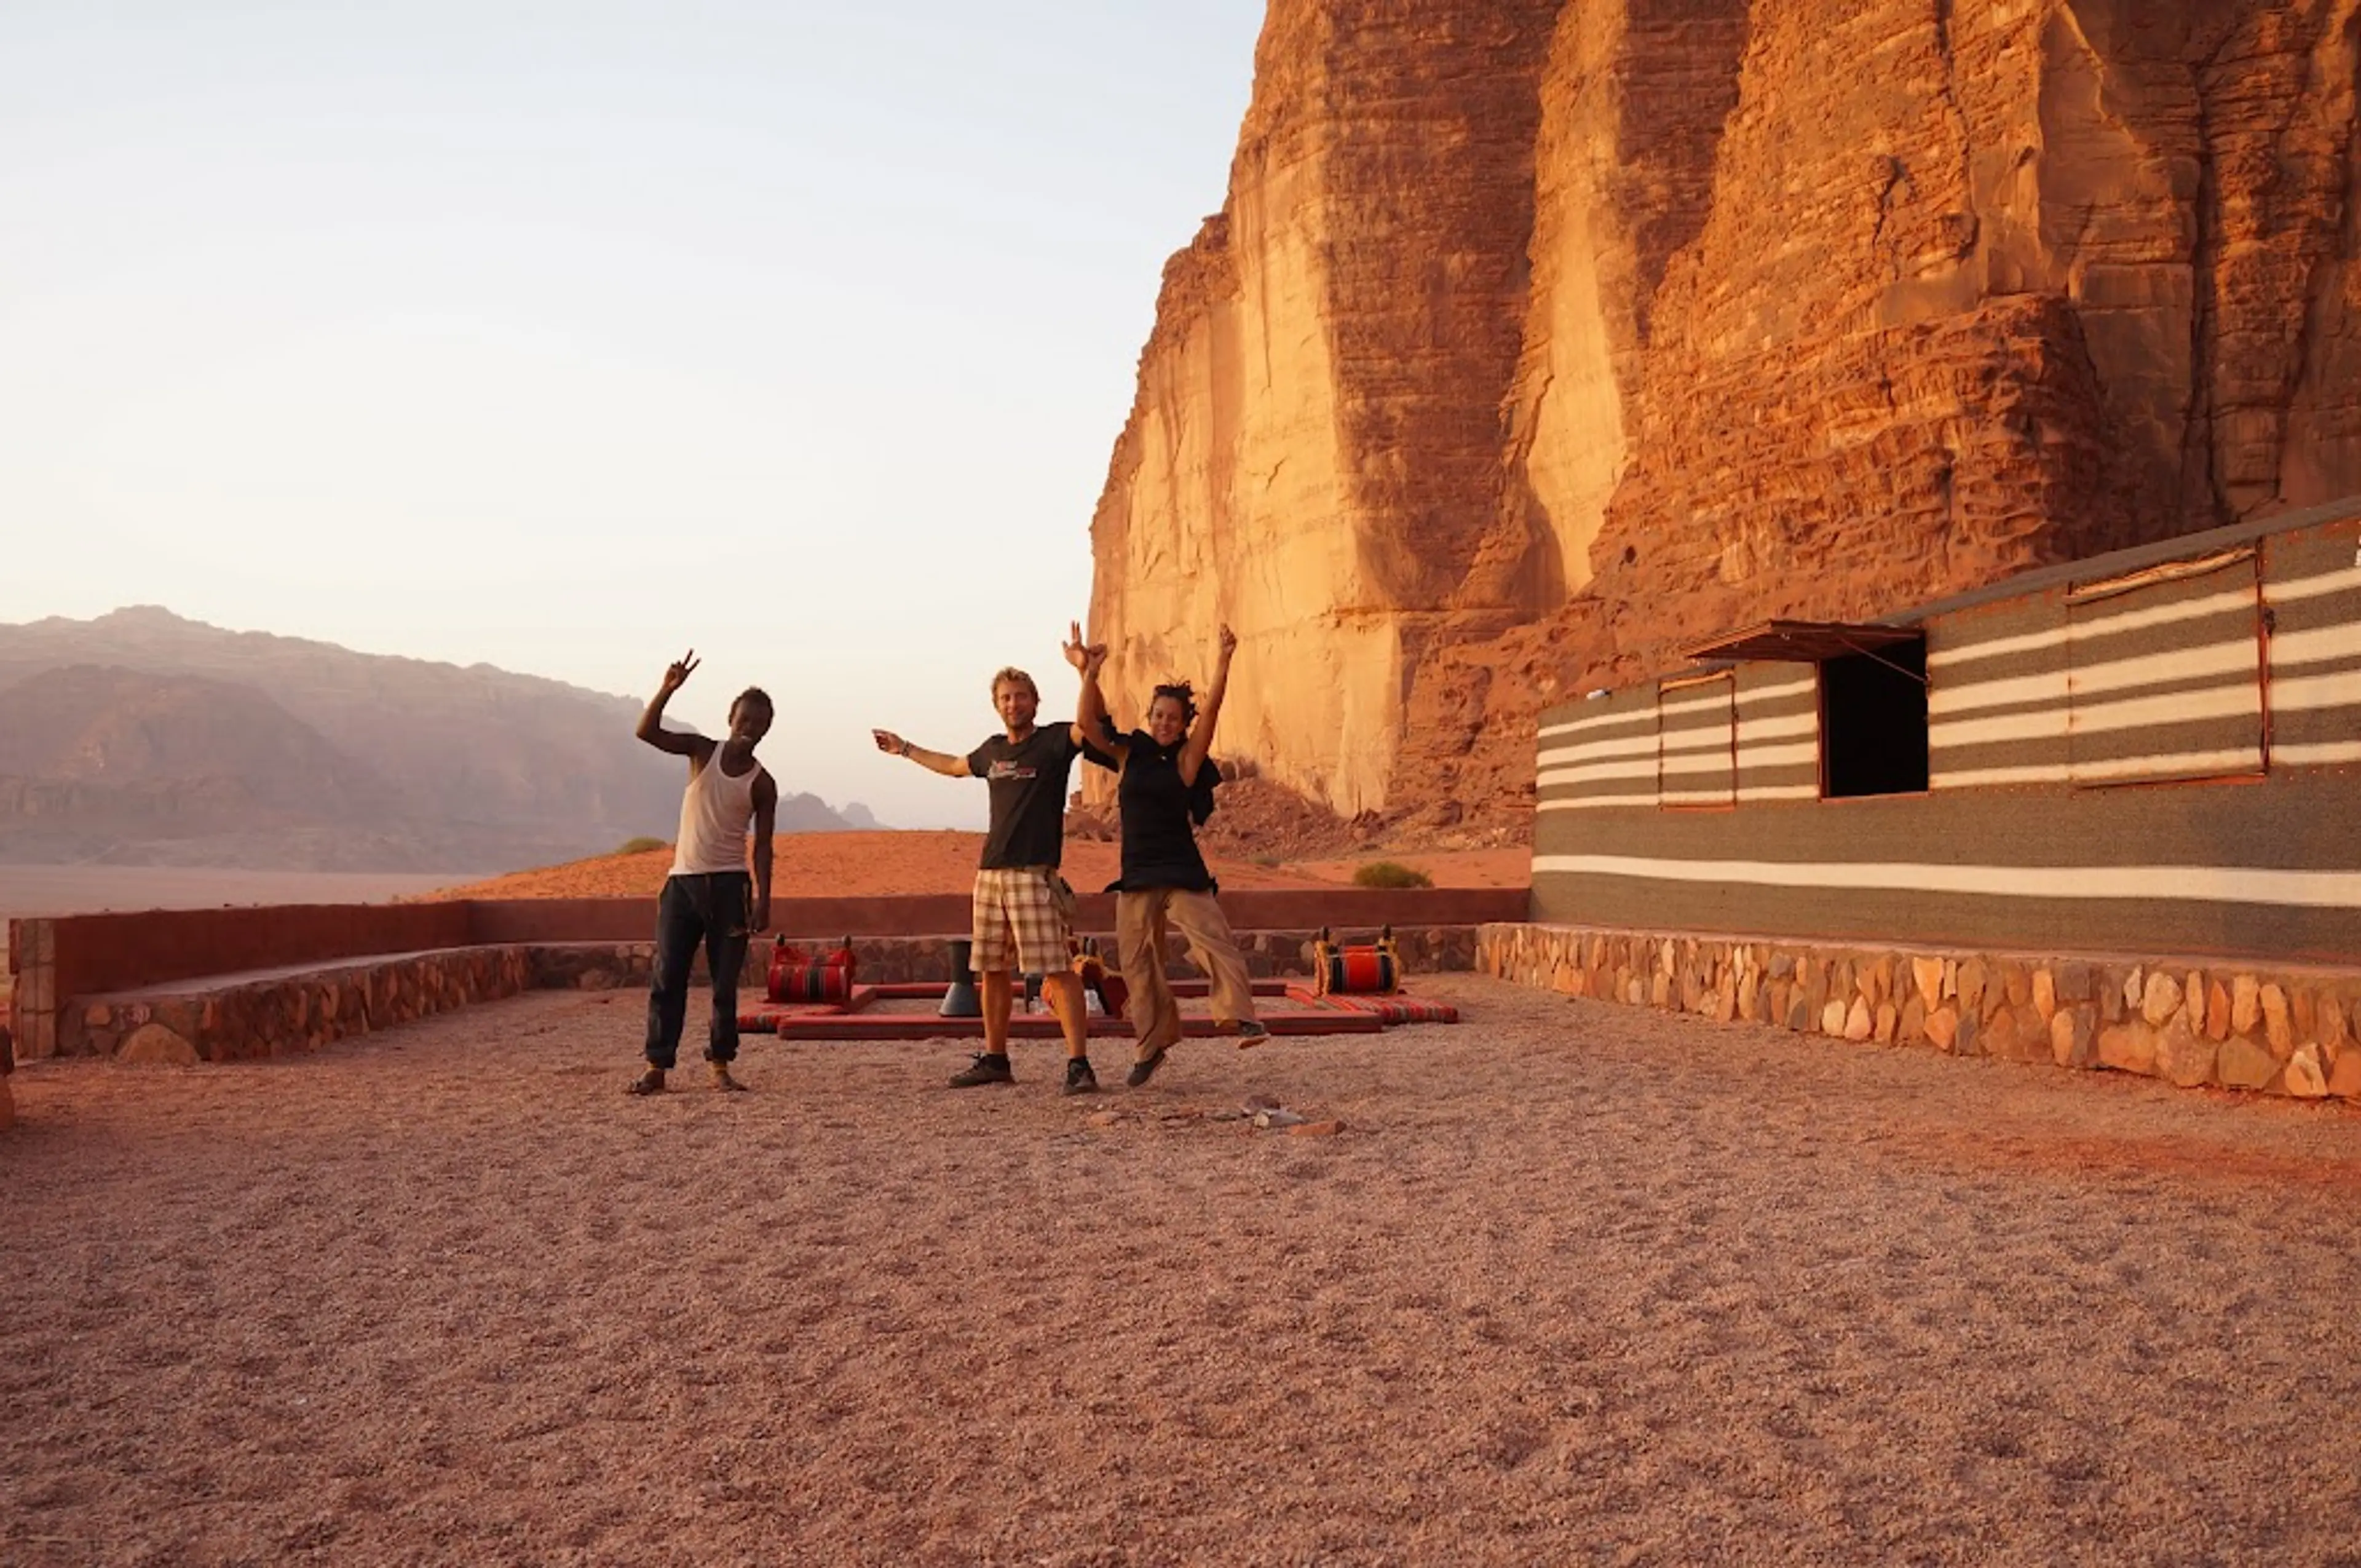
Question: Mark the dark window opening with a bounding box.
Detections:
[1821,639,1928,798]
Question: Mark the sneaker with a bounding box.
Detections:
[949,1052,1014,1088]
[624,1067,667,1096]
[1234,1019,1270,1048]
[1125,1045,1169,1089]
[1062,1057,1100,1096]
[710,1062,748,1093]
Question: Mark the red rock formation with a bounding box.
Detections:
[1089,0,2361,836]
[1088,0,1560,816]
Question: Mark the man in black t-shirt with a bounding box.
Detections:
[872,632,1099,1093]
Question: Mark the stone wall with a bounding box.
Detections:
[1481,922,2361,1101]
[7,917,57,1059]
[10,889,1522,1064]
[39,926,1485,1067]
[69,947,536,1064]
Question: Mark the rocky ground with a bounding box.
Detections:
[6,975,2357,1565]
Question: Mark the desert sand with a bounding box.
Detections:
[0,866,477,923]
[429,832,1529,901]
[6,974,2358,1564]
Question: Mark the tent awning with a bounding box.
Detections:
[1682,620,1923,664]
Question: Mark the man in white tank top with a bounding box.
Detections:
[626,650,778,1095]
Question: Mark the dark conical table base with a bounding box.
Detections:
[939,937,981,1018]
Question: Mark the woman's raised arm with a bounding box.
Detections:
[1177,624,1236,788]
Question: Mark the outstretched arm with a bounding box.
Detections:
[638,651,715,761]
[872,728,972,778]
[749,773,777,930]
[1176,624,1236,788]
[1064,620,1126,764]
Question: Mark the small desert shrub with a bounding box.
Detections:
[1353,860,1433,889]
[1252,854,1285,868]
[616,836,670,856]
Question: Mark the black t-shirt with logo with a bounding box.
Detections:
[967,724,1082,869]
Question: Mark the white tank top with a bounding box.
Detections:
[671,747,765,876]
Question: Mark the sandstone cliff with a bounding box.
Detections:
[1088,0,2361,834]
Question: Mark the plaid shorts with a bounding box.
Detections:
[971,866,1073,975]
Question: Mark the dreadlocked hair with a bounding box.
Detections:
[1150,680,1199,726]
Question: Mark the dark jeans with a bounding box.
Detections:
[646,872,752,1068]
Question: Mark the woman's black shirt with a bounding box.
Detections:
[1088,728,1219,892]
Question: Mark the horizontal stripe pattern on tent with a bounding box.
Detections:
[1657,672,1734,807]
[1928,550,2359,789]
[1532,853,2361,910]
[1537,673,1820,812]
[2069,557,2261,783]
[1734,665,1821,801]
[1535,522,2360,810]
[1535,686,1659,809]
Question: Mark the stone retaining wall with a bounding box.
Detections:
[1480,923,2361,1102]
[69,947,537,1064]
[10,893,1522,1063]
[48,926,1482,1065]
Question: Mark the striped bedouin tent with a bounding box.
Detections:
[1530,497,2361,964]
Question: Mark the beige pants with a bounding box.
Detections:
[1117,887,1258,1061]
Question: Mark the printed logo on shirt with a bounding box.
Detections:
[987,762,1039,782]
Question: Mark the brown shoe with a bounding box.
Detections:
[625,1067,667,1096]
[949,1052,1015,1088]
[1126,1044,1169,1088]
[710,1063,748,1093]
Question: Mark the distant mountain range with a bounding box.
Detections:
[0,608,880,871]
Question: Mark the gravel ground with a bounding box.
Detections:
[4,975,2359,1567]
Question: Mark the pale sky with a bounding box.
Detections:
[0,1,1264,829]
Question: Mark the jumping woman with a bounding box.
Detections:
[1077,625,1265,1087]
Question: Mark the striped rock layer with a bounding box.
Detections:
[1086,0,2361,833]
